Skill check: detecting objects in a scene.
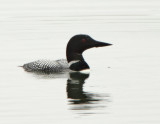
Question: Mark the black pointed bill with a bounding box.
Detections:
[94,40,112,47]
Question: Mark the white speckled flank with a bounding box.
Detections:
[23,59,69,73]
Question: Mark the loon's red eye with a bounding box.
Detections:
[82,39,86,43]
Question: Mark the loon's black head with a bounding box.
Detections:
[66,34,112,71]
[66,34,112,63]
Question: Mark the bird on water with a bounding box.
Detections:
[22,34,112,73]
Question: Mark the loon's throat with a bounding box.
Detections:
[66,52,84,63]
[66,53,89,71]
[69,60,89,71]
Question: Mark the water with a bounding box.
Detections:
[0,0,160,124]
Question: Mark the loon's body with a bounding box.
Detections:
[22,34,112,73]
[23,59,69,73]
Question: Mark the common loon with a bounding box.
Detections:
[22,34,112,73]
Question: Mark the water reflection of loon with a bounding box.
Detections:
[67,72,90,104]
[28,71,110,113]
[67,72,110,112]
[27,72,110,114]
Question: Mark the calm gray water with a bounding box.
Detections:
[0,0,160,124]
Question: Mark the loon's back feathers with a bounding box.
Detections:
[23,59,69,73]
[22,34,112,73]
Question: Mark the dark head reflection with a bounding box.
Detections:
[67,72,91,104]
[67,72,109,108]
